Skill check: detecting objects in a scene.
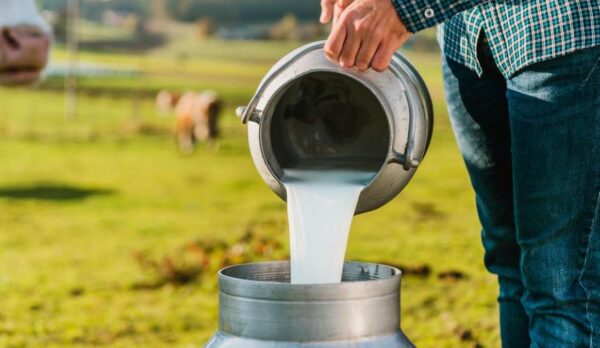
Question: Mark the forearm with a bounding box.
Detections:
[392,0,486,33]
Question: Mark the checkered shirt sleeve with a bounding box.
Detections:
[392,0,486,33]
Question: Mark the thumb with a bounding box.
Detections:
[320,0,335,23]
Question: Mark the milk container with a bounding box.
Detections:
[236,40,433,214]
[206,261,415,348]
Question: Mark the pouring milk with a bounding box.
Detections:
[283,166,376,284]
[275,75,382,284]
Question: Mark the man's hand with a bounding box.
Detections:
[321,0,410,72]
[0,26,51,86]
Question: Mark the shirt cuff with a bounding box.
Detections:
[391,0,478,33]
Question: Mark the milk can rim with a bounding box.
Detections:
[218,260,401,285]
[219,261,401,303]
[216,261,402,301]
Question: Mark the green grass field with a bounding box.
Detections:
[0,35,500,348]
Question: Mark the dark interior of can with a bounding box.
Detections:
[222,261,399,283]
[269,72,390,172]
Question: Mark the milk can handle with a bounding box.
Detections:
[385,60,421,171]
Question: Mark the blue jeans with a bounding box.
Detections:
[443,40,600,347]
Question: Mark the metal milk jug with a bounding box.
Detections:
[206,261,414,348]
[236,41,433,214]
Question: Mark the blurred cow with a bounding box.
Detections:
[174,91,222,153]
[0,0,52,87]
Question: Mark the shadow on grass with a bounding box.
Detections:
[0,183,115,201]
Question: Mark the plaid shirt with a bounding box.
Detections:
[392,0,600,77]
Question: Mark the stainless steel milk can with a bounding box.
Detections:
[236,41,433,214]
[206,261,414,348]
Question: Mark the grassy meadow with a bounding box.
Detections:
[0,27,500,347]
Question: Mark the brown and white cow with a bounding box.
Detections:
[0,0,52,86]
[172,90,222,153]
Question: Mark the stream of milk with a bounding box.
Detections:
[283,168,377,284]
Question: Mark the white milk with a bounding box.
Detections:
[283,168,376,284]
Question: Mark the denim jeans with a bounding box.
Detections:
[442,39,600,347]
